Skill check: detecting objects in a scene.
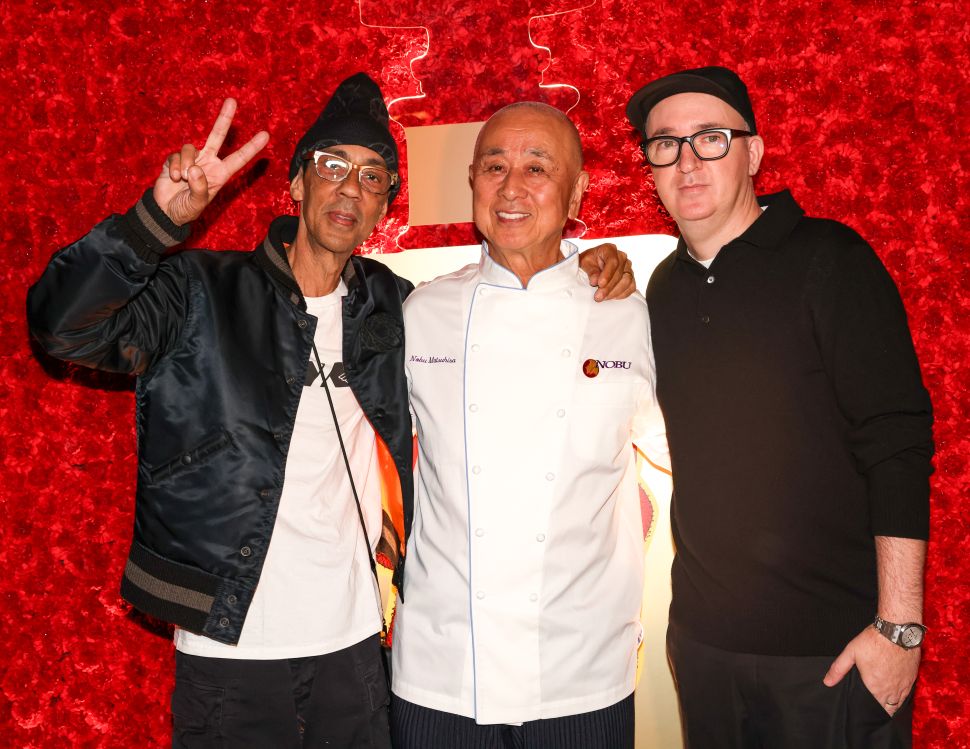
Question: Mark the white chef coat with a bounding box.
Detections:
[392,241,667,725]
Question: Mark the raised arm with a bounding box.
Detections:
[27,100,269,374]
[155,98,269,225]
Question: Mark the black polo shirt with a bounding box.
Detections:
[647,190,933,656]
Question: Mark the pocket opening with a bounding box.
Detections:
[147,430,233,484]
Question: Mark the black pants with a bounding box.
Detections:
[667,623,913,749]
[390,693,635,749]
[171,634,390,749]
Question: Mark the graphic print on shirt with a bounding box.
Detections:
[305,358,350,388]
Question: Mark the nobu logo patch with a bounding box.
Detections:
[583,358,631,378]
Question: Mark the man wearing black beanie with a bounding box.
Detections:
[626,66,932,748]
[29,72,410,749]
[28,73,634,747]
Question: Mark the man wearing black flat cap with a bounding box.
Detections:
[625,67,933,748]
[27,73,633,748]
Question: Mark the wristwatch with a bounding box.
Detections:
[873,615,926,649]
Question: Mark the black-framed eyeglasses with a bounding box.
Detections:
[640,128,753,167]
[303,150,399,195]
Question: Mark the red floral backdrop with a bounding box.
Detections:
[1,0,967,746]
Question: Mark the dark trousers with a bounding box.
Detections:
[390,693,635,749]
[171,634,390,749]
[667,623,913,749]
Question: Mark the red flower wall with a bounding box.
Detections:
[1,0,966,746]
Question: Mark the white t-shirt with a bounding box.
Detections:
[175,281,383,659]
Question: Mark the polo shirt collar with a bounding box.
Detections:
[739,190,804,249]
[478,239,580,291]
[675,189,805,264]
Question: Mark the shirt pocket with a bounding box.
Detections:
[146,429,234,485]
[574,376,641,410]
[567,380,639,455]
[171,678,225,736]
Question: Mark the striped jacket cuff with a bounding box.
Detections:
[120,540,219,636]
[122,189,191,263]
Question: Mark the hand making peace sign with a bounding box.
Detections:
[153,98,270,226]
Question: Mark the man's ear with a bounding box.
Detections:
[747,136,765,177]
[290,167,305,203]
[568,170,591,219]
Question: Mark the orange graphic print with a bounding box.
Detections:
[582,359,600,378]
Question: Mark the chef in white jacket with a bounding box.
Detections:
[391,102,667,749]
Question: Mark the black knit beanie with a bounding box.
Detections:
[289,73,400,202]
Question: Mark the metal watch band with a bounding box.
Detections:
[873,615,926,649]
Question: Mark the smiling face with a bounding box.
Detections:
[289,144,389,262]
[645,92,762,231]
[470,105,589,267]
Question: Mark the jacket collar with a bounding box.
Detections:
[674,189,804,266]
[478,239,580,292]
[255,215,362,310]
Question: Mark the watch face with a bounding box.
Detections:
[901,625,924,648]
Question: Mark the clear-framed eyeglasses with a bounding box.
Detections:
[303,150,399,195]
[641,128,753,167]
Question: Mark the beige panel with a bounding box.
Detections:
[635,460,683,749]
[405,122,485,227]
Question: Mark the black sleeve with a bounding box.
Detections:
[26,189,193,375]
[397,273,416,300]
[809,224,933,539]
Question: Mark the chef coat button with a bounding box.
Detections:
[536,533,546,542]
[475,528,485,537]
[286,375,296,385]
[259,488,271,499]
[545,472,555,481]
[218,617,230,628]
[273,432,282,442]
[227,594,237,605]
[479,288,487,296]
[469,403,479,413]
[529,593,538,603]
[476,590,486,600]
[701,315,710,324]
[564,290,572,298]
[707,275,715,284]
[472,465,482,475]
[240,546,252,558]
[556,409,565,418]
[561,349,571,357]
[297,319,308,329]
[181,454,192,465]
[471,344,480,352]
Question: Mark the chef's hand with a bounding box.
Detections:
[578,243,635,301]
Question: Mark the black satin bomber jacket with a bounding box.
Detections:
[27,190,414,645]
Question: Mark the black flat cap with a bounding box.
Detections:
[626,66,757,138]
